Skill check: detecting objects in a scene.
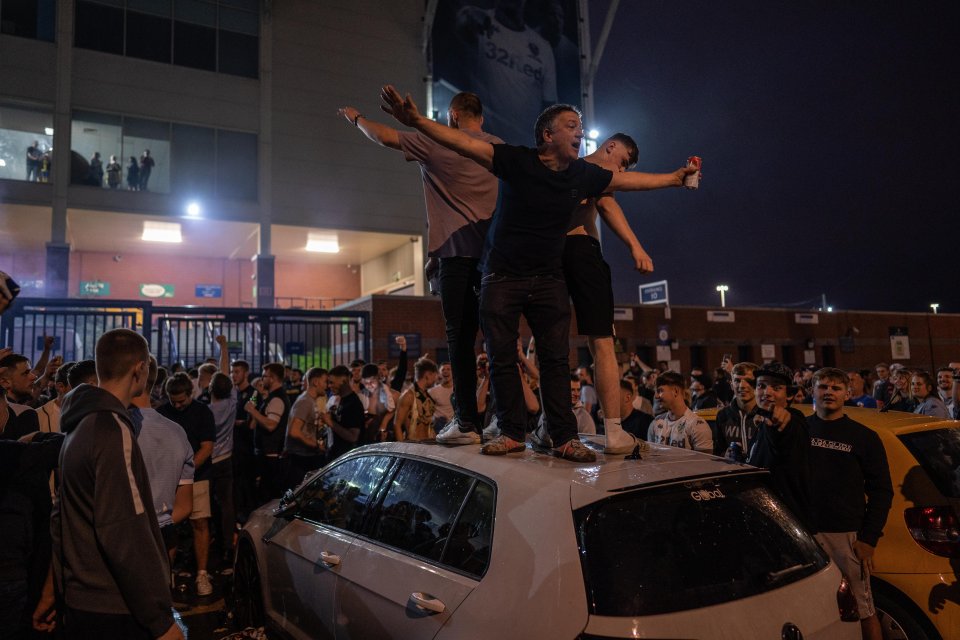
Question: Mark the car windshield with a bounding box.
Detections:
[574,474,828,617]
[899,426,960,498]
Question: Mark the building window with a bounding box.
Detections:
[0,0,56,42]
[0,104,54,183]
[70,110,256,200]
[73,0,258,79]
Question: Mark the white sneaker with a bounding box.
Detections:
[436,417,481,445]
[481,417,501,441]
[196,570,213,596]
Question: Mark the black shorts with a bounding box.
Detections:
[562,235,614,336]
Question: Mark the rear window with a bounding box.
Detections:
[574,474,829,617]
[899,427,960,498]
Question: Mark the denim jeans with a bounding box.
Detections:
[479,272,576,445]
[438,257,483,428]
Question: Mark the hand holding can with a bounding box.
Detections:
[683,156,702,189]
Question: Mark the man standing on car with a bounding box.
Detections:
[339,92,501,446]
[807,367,893,640]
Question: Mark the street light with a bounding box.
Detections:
[716,284,729,308]
[930,303,940,314]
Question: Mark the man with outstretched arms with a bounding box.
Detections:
[339,92,501,446]
[563,133,657,453]
[380,85,694,462]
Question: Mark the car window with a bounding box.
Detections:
[296,455,392,532]
[899,427,960,498]
[368,459,474,565]
[574,474,829,616]
[442,480,494,578]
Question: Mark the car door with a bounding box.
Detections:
[264,454,395,640]
[334,459,495,640]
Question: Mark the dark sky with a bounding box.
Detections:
[589,1,956,313]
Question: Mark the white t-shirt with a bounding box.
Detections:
[647,407,713,454]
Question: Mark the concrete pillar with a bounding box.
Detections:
[253,255,275,308]
[255,1,274,309]
[46,0,75,297]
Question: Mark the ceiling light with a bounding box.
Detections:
[588,129,600,140]
[44,127,54,136]
[306,233,339,253]
[142,221,182,243]
[185,201,202,218]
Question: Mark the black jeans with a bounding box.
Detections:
[479,272,576,445]
[438,257,483,429]
[210,457,235,553]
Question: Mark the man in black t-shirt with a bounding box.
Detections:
[808,368,892,640]
[380,85,694,463]
[158,372,216,597]
[322,365,363,462]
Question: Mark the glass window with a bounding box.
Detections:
[574,474,829,617]
[173,21,215,71]
[368,460,473,563]
[296,455,391,533]
[73,0,123,54]
[218,5,256,35]
[127,0,169,16]
[441,480,494,578]
[0,104,54,183]
[217,29,257,78]
[171,123,215,197]
[123,117,170,193]
[215,129,256,201]
[1,0,56,41]
[125,10,171,64]
[899,427,960,498]
[174,0,215,26]
[70,111,121,187]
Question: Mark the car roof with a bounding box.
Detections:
[348,438,764,511]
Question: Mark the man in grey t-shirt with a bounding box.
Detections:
[339,92,501,446]
[282,367,328,490]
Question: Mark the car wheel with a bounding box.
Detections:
[873,589,938,640]
[234,543,266,632]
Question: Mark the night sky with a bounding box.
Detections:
[589,1,956,313]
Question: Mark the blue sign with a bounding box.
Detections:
[285,341,306,355]
[36,336,62,351]
[657,325,671,346]
[195,284,223,298]
[640,280,669,305]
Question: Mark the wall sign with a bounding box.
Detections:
[140,283,174,298]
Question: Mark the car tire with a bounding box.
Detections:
[233,542,267,632]
[872,587,940,640]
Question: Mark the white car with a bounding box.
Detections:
[234,439,858,639]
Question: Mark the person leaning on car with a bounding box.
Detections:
[807,367,893,640]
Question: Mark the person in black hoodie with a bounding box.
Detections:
[807,367,892,640]
[713,361,761,458]
[52,329,183,640]
[745,362,816,533]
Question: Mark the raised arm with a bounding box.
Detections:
[380,85,494,170]
[339,106,401,150]
[216,334,229,374]
[595,195,653,273]
[606,166,696,193]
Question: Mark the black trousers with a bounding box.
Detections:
[437,257,483,429]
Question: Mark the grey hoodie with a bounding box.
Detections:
[52,384,174,637]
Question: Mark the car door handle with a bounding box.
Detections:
[319,551,340,566]
[410,592,445,614]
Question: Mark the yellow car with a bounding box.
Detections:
[698,405,960,640]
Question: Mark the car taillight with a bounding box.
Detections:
[904,506,960,557]
[836,577,859,622]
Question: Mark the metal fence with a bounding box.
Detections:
[1,298,369,373]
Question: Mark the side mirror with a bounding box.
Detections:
[273,489,299,520]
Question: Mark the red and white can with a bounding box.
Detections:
[684,155,702,189]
